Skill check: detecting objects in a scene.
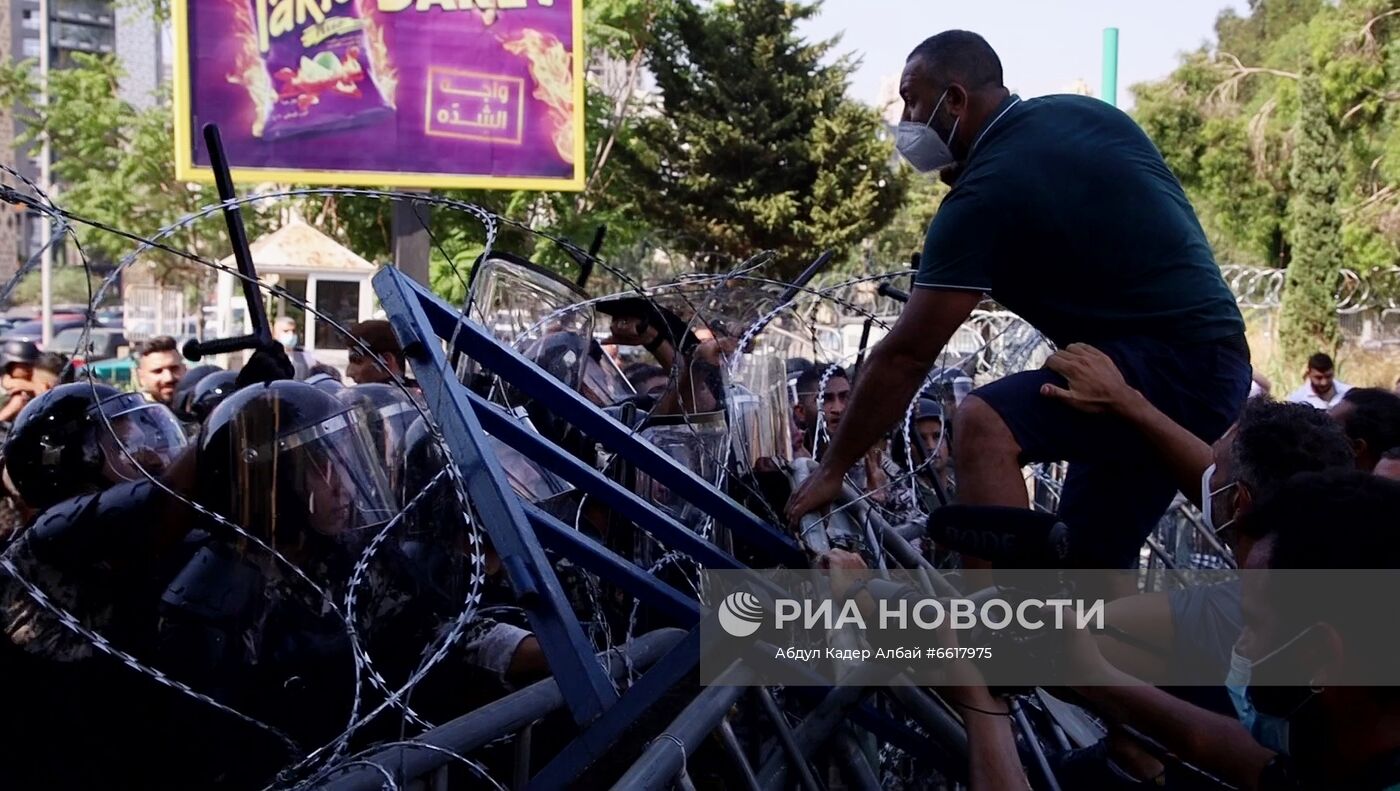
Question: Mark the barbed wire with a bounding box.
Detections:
[1220,263,1400,311]
[0,172,1223,788]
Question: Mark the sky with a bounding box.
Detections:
[800,0,1244,112]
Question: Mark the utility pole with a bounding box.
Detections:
[1101,27,1120,108]
[38,0,53,346]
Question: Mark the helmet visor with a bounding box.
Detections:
[363,397,420,500]
[254,407,399,540]
[93,397,189,481]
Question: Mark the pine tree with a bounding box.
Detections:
[616,0,907,277]
[1278,72,1343,375]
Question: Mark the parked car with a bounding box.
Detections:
[1,314,91,347]
[51,327,129,364]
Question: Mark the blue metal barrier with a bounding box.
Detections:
[376,267,618,726]
[380,269,803,566]
[366,265,969,790]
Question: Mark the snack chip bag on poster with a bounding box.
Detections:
[249,0,394,140]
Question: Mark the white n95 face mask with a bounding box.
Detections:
[1200,462,1237,536]
[896,89,959,173]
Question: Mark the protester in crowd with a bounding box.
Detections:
[623,362,669,400]
[274,316,317,380]
[1376,447,1400,481]
[1285,352,1350,409]
[783,358,814,456]
[791,363,917,515]
[909,395,952,491]
[1034,343,1356,680]
[1041,343,1359,785]
[32,352,70,390]
[0,340,41,425]
[1098,399,1355,684]
[792,364,850,456]
[787,31,1250,578]
[346,319,411,386]
[135,336,186,407]
[1328,387,1400,472]
[1069,472,1400,791]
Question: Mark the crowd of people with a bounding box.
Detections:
[784,28,1400,791]
[0,319,561,788]
[1,23,1399,791]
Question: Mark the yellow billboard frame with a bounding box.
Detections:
[171,0,586,191]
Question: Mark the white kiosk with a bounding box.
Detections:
[213,219,378,371]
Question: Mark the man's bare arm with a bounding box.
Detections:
[1041,344,1213,506]
[827,289,980,471]
[1073,661,1273,790]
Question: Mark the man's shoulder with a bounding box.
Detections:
[1023,93,1120,114]
[1336,380,1354,395]
[1284,384,1314,404]
[964,94,1143,187]
[1012,93,1138,134]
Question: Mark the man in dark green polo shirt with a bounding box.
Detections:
[787,30,1251,570]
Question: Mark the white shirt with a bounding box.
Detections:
[1286,380,1351,409]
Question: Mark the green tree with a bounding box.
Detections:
[0,53,248,289]
[613,0,907,278]
[1132,0,1400,277]
[1279,72,1344,370]
[7,267,102,306]
[867,172,947,270]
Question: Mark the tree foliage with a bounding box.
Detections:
[612,0,907,278]
[1279,72,1345,369]
[1132,0,1400,275]
[867,172,947,272]
[5,1,914,306]
[0,53,250,290]
[7,267,101,306]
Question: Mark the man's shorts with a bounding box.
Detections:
[970,335,1251,568]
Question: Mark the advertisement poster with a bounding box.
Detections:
[172,0,585,190]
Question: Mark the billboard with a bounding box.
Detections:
[172,0,584,190]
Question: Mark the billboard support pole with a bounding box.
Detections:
[393,191,432,285]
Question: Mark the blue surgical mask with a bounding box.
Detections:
[1227,645,1292,753]
[1228,626,1323,754]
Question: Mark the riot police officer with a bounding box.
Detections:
[186,370,240,428]
[3,381,188,512]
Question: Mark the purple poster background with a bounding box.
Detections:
[180,0,579,185]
